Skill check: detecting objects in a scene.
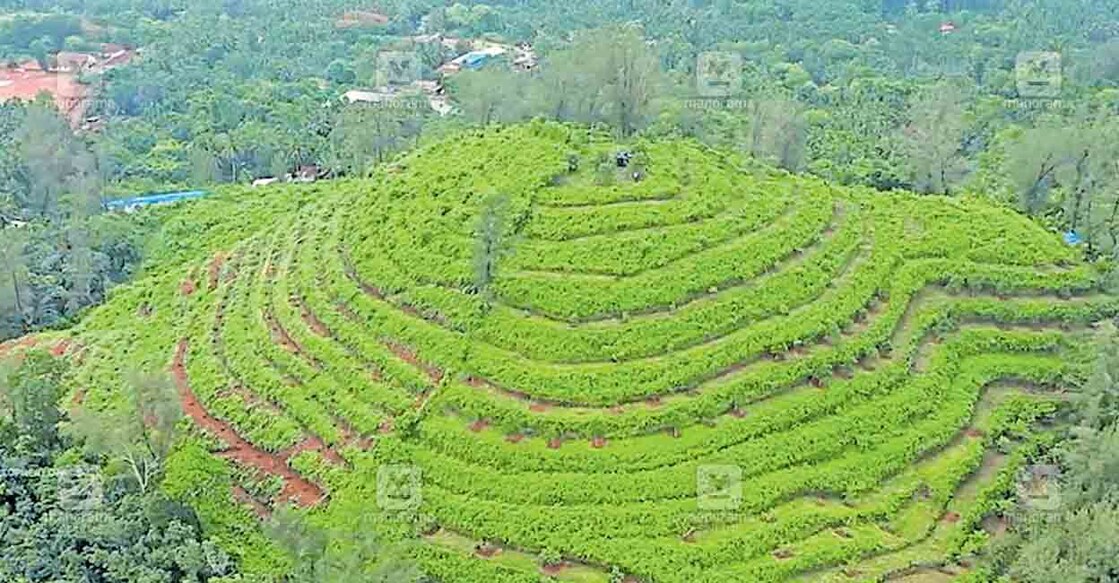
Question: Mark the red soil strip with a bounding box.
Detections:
[341,251,458,325]
[529,403,549,413]
[547,438,562,449]
[730,408,747,418]
[591,436,607,448]
[378,418,395,434]
[942,511,961,523]
[0,336,39,360]
[208,253,227,291]
[171,340,325,507]
[965,428,986,438]
[505,433,524,443]
[608,405,626,415]
[281,435,347,467]
[180,279,196,296]
[468,419,489,433]
[295,297,331,337]
[336,419,375,451]
[541,563,568,576]
[263,310,301,354]
[336,302,362,323]
[70,387,87,407]
[232,484,271,519]
[466,375,543,407]
[413,389,434,411]
[0,67,90,126]
[385,341,444,384]
[51,339,72,357]
[474,544,501,558]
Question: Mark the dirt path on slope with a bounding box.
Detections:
[171,340,325,507]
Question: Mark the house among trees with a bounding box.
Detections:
[53,52,98,73]
[513,43,538,71]
[342,89,399,105]
[448,46,507,70]
[294,164,323,183]
[98,44,135,69]
[0,215,29,229]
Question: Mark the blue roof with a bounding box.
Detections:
[462,52,492,69]
[1063,230,1083,246]
[105,190,209,211]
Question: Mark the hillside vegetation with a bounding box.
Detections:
[29,122,1119,582]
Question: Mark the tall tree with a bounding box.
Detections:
[746,97,808,172]
[898,82,971,195]
[473,193,509,303]
[16,105,74,219]
[0,226,31,338]
[0,349,67,458]
[70,370,182,494]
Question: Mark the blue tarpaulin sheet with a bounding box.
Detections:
[105,190,209,211]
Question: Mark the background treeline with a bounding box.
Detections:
[0,0,1116,340]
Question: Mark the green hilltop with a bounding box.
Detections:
[45,121,1119,582]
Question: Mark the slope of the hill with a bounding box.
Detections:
[61,121,1117,582]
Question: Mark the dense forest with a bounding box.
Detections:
[0,1,1118,581]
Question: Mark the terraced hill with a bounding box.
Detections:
[53,122,1118,582]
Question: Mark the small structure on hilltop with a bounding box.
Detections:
[939,22,957,34]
